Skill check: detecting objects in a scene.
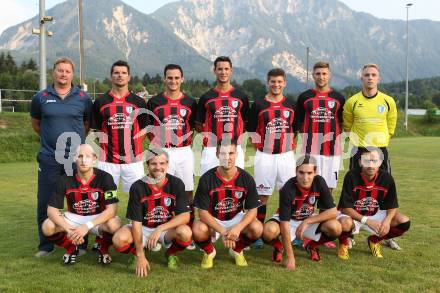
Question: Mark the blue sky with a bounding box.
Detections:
[0,0,438,34]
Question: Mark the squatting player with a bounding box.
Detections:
[112,149,192,277]
[192,139,262,268]
[337,147,410,260]
[92,60,148,192]
[42,144,121,265]
[147,64,197,232]
[247,68,296,241]
[262,155,341,269]
[295,61,345,192]
[195,56,250,175]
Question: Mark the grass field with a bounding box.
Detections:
[0,137,440,292]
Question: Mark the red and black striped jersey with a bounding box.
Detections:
[92,91,148,164]
[278,175,335,221]
[48,168,118,216]
[127,174,190,228]
[247,96,296,154]
[295,89,345,156]
[194,167,260,221]
[147,92,197,148]
[196,88,249,147]
[338,170,398,216]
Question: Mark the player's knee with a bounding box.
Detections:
[192,221,209,240]
[396,220,411,232]
[263,222,280,241]
[259,196,269,205]
[176,225,192,241]
[339,217,354,232]
[324,220,342,237]
[106,217,122,233]
[247,220,263,238]
[112,229,132,248]
[42,219,56,236]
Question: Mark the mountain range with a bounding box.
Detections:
[0,0,439,90]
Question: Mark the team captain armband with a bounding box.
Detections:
[104,190,118,200]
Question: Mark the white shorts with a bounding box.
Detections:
[210,212,245,242]
[125,224,171,249]
[269,214,321,241]
[64,212,105,236]
[314,155,341,189]
[337,210,387,235]
[164,146,195,191]
[254,150,295,196]
[200,145,245,176]
[98,161,145,192]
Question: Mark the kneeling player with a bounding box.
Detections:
[262,155,341,269]
[42,144,121,265]
[192,139,263,268]
[337,147,410,260]
[112,149,192,277]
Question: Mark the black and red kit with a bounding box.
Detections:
[126,174,190,228]
[48,168,118,216]
[295,89,345,156]
[338,170,398,216]
[278,175,335,221]
[194,167,260,221]
[196,88,249,146]
[147,93,197,148]
[247,96,296,154]
[92,91,148,164]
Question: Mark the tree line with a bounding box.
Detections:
[1,52,439,113]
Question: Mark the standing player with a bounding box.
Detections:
[42,144,121,265]
[247,68,296,242]
[31,57,93,257]
[343,63,397,173]
[343,63,399,249]
[295,61,345,192]
[262,155,341,268]
[192,140,262,268]
[337,147,410,260]
[147,64,197,219]
[92,60,148,193]
[112,149,192,277]
[195,56,250,175]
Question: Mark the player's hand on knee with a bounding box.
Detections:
[223,238,236,249]
[284,256,296,270]
[295,222,309,240]
[147,230,161,251]
[366,219,381,234]
[378,221,391,237]
[136,255,150,278]
[225,226,240,241]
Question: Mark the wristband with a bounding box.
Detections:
[360,216,368,224]
[86,221,94,229]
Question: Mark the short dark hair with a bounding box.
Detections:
[214,56,232,69]
[216,138,238,152]
[164,64,183,77]
[296,155,317,171]
[358,146,384,160]
[111,60,130,75]
[267,68,286,80]
[313,61,330,71]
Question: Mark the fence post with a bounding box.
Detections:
[0,90,2,113]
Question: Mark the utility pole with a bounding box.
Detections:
[32,0,53,90]
[404,3,413,131]
[78,0,86,89]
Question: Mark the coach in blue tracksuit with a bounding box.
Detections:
[30,57,93,257]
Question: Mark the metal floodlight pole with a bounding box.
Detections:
[78,0,85,88]
[405,3,413,131]
[39,0,47,90]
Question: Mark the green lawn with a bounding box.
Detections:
[0,137,439,292]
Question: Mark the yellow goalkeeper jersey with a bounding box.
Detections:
[343,91,397,147]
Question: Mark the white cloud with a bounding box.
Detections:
[0,0,36,34]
